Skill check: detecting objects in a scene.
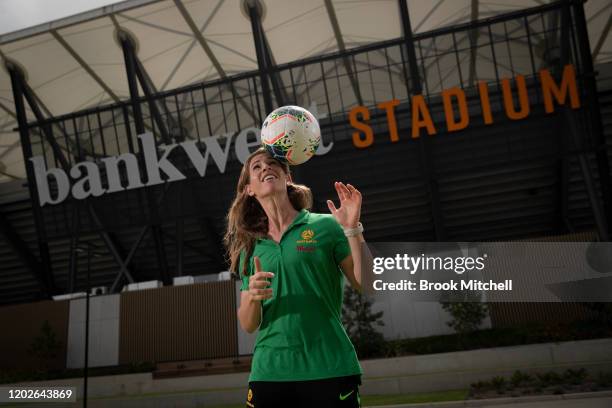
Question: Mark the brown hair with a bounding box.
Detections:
[224,148,313,276]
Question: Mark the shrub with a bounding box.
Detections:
[511,370,533,387]
[491,376,506,393]
[342,285,386,359]
[440,294,488,349]
[28,320,62,371]
[563,368,587,385]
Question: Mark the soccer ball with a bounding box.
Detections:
[260,106,320,165]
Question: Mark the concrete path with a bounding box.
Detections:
[376,391,612,408]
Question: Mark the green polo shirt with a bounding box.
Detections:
[240,209,362,382]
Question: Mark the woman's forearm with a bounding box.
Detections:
[348,232,375,293]
[238,293,261,333]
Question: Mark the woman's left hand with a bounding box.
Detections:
[327,182,362,229]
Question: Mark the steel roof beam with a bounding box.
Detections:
[7,61,141,291]
[468,0,479,86]
[0,209,52,298]
[6,65,56,298]
[117,31,172,144]
[51,30,120,103]
[160,0,224,91]
[245,0,290,106]
[262,33,291,105]
[571,2,612,238]
[592,10,612,60]
[174,0,258,122]
[0,101,17,119]
[398,0,446,241]
[246,0,277,112]
[118,31,171,286]
[323,0,364,106]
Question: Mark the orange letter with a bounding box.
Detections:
[502,74,530,120]
[478,81,493,125]
[377,99,401,142]
[442,87,469,132]
[349,106,374,148]
[540,64,580,113]
[411,95,436,138]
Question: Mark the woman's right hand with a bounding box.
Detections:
[248,256,274,301]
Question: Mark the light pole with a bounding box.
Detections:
[75,243,102,408]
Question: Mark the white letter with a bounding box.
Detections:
[70,162,104,200]
[373,257,384,274]
[29,156,70,206]
[234,127,261,164]
[139,132,185,186]
[101,153,143,193]
[181,132,233,177]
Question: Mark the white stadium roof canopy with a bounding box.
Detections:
[0,0,611,183]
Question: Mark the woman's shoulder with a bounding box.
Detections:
[305,211,341,228]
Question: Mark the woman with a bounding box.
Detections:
[224,147,367,408]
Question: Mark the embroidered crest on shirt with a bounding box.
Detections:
[296,229,317,252]
[297,229,317,243]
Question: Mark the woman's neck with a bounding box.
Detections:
[259,194,298,238]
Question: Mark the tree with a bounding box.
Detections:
[28,320,62,372]
[342,285,385,358]
[440,289,488,348]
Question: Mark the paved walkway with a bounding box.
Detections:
[375,391,612,408]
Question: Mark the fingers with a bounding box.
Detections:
[346,183,361,198]
[327,199,337,214]
[334,181,346,202]
[346,183,362,204]
[249,278,271,289]
[249,265,274,301]
[335,181,361,202]
[249,288,273,301]
[250,271,275,282]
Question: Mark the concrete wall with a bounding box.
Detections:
[360,338,612,395]
[66,294,120,369]
[11,338,612,406]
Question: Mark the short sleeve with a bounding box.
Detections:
[329,217,351,265]
[239,250,253,291]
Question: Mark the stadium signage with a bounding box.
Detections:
[349,64,581,148]
[28,65,579,207]
[30,128,334,206]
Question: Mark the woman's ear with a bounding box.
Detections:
[286,174,293,184]
[245,185,254,196]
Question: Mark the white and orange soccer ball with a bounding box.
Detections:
[260,106,321,165]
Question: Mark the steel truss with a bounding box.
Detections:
[7,0,611,298]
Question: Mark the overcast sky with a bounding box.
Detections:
[0,0,125,36]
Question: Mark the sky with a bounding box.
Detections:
[0,0,125,36]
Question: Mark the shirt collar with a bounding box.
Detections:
[256,208,310,242]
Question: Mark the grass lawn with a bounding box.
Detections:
[206,389,469,407]
[362,389,468,405]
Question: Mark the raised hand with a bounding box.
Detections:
[326,181,362,229]
[248,256,274,301]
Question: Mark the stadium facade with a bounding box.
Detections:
[0,0,610,370]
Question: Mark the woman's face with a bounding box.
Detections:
[246,152,290,199]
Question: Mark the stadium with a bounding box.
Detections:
[0,0,611,407]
